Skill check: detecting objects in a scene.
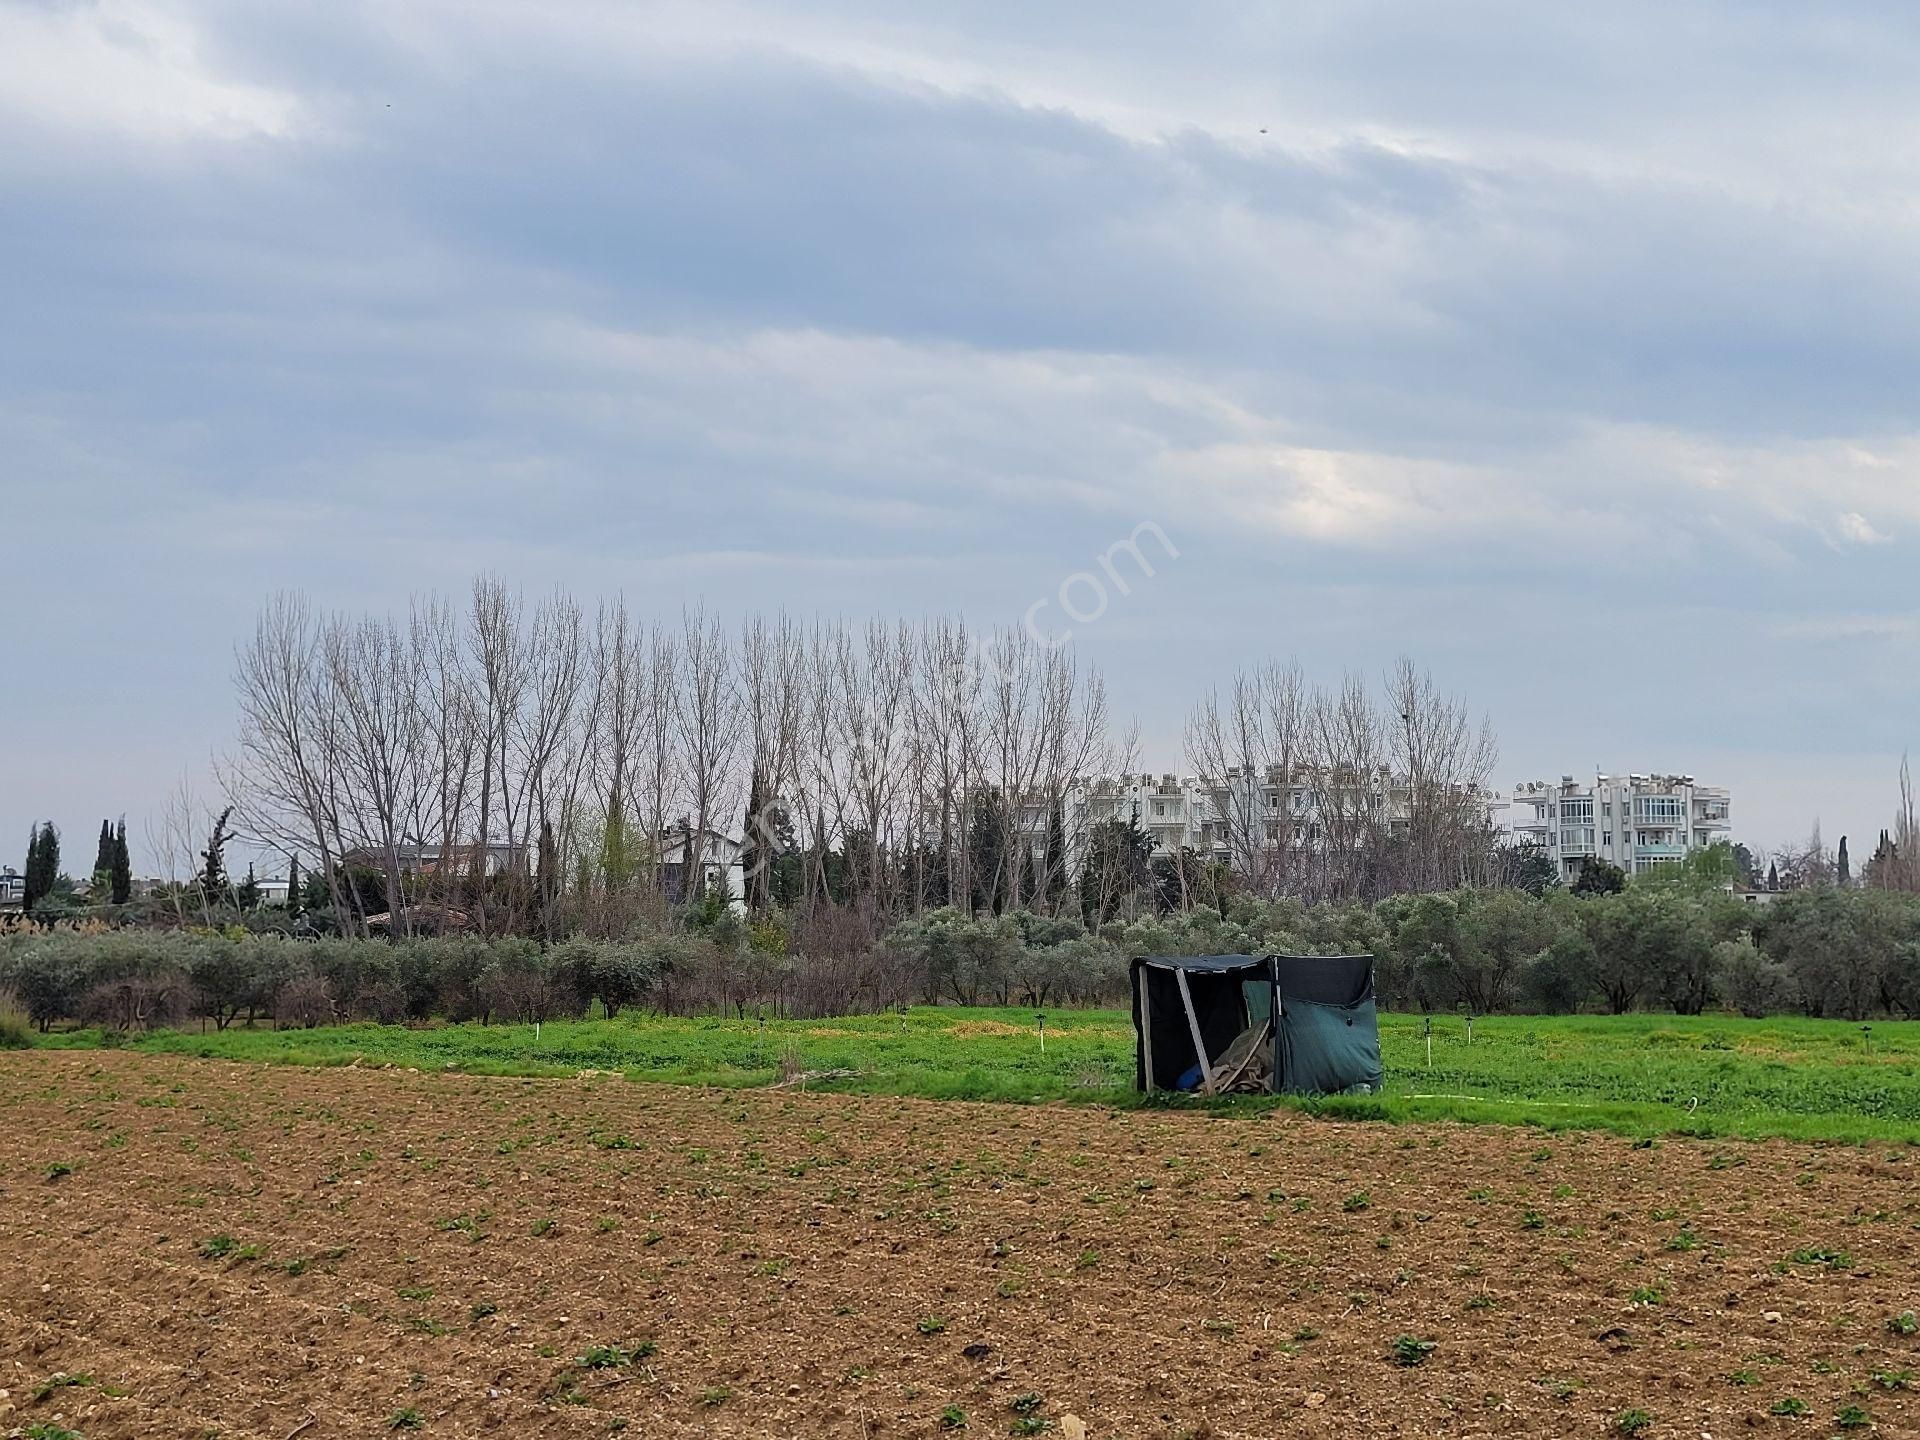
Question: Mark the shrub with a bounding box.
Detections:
[555,937,659,1019]
[273,972,335,1029]
[1715,937,1796,1018]
[0,987,32,1049]
[81,974,190,1033]
[482,943,586,1024]
[8,941,84,1032]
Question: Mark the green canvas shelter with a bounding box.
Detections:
[1130,953,1384,1097]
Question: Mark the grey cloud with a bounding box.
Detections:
[4,0,1919,857]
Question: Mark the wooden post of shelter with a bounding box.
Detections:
[1140,977,1155,1093]
[1173,967,1216,1095]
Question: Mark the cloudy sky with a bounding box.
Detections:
[5,0,1917,867]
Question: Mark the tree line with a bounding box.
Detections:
[202,578,1517,943]
[7,858,1917,1033]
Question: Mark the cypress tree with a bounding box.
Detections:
[536,817,559,936]
[94,820,114,884]
[24,822,60,914]
[285,855,303,917]
[1044,800,1067,912]
[236,862,261,910]
[199,806,233,904]
[1838,835,1852,887]
[110,820,132,905]
[740,769,766,913]
[45,824,62,902]
[22,825,42,912]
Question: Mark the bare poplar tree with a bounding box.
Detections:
[577,597,646,931]
[739,613,803,913]
[1382,657,1499,894]
[228,592,358,928]
[1186,660,1308,896]
[674,606,743,901]
[1033,645,1110,914]
[840,619,915,908]
[980,626,1046,912]
[914,617,982,910]
[638,621,680,900]
[1885,755,1920,892]
[325,613,435,934]
[1298,673,1381,901]
[413,595,478,919]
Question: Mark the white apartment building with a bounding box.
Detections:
[1032,766,1429,873]
[1062,774,1231,868]
[1507,773,1731,881]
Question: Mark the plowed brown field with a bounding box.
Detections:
[3,1051,1919,1439]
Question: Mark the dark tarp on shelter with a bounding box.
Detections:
[1130,953,1383,1097]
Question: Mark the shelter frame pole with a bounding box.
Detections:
[1173,967,1216,1095]
[1270,969,1283,1094]
[1140,978,1154,1094]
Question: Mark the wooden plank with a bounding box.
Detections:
[1139,975,1155,1093]
[1173,967,1215,1095]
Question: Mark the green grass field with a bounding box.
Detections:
[36,1007,1920,1144]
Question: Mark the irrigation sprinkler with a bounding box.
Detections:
[1465,1014,1475,1047]
[1863,1024,1873,1057]
[1037,1013,1046,1055]
[1425,1015,1433,1070]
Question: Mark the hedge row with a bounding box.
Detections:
[4,881,1916,1032]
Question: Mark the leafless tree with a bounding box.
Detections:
[1381,657,1500,895]
[1867,755,1920,892]
[674,606,743,901]
[839,620,915,908]
[914,617,982,910]
[739,613,803,913]
[147,770,209,928]
[1772,822,1837,891]
[1186,660,1308,896]
[1296,672,1382,901]
[462,578,589,933]
[414,596,478,918]
[324,614,434,934]
[1032,646,1110,913]
[227,593,358,928]
[638,621,679,898]
[225,579,1516,949]
[574,597,648,932]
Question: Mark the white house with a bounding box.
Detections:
[653,825,748,911]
